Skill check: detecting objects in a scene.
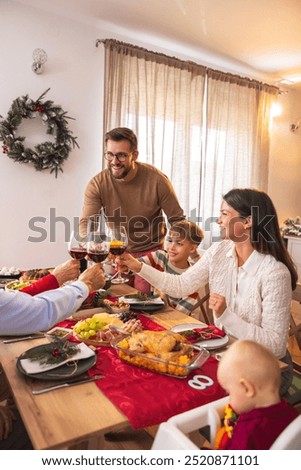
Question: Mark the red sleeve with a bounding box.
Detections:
[20,274,59,296]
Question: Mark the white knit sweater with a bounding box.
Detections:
[140,240,292,358]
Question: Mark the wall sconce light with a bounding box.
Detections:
[289,118,301,132]
[32,48,48,74]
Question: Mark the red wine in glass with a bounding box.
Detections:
[87,251,109,263]
[69,248,87,260]
[68,230,87,261]
[109,245,126,256]
[107,227,129,284]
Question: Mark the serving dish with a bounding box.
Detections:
[0,273,21,280]
[170,323,229,350]
[45,327,73,342]
[5,279,35,291]
[112,334,210,378]
[72,312,125,346]
[73,328,124,347]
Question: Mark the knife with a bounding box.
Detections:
[3,334,45,344]
[32,375,104,395]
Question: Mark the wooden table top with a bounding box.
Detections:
[0,284,205,450]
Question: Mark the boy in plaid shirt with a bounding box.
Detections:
[137,220,204,315]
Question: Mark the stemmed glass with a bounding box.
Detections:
[68,230,87,260]
[106,226,129,284]
[86,215,109,265]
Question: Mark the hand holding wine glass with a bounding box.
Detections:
[107,226,129,284]
[68,230,87,260]
[86,215,109,264]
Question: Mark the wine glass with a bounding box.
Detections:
[86,215,109,264]
[68,230,87,260]
[107,226,129,284]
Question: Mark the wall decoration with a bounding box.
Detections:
[0,89,79,177]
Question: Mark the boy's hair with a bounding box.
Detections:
[169,220,204,246]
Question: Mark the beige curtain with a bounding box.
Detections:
[201,70,278,245]
[101,39,278,247]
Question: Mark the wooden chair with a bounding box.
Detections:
[191,284,213,324]
[290,282,301,350]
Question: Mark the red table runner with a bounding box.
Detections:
[59,315,227,429]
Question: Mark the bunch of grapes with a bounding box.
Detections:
[73,317,107,340]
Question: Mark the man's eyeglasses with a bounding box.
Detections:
[104,151,132,162]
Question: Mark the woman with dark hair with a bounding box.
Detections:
[119,188,298,394]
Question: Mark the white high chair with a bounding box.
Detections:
[151,397,301,450]
[151,396,228,450]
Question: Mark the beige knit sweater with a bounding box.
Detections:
[139,240,292,358]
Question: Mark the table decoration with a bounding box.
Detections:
[17,342,95,377]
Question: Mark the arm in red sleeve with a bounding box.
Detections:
[20,274,59,296]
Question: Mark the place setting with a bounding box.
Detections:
[16,339,98,383]
[170,323,229,350]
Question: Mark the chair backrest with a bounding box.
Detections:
[191,284,213,324]
[152,396,301,450]
[290,282,301,349]
[270,414,301,449]
[151,396,228,450]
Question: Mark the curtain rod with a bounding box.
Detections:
[96,38,279,94]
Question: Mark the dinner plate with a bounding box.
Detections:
[128,302,165,313]
[17,344,96,380]
[119,295,165,313]
[170,323,229,350]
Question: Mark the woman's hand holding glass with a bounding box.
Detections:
[106,226,129,284]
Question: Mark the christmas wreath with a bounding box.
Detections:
[0,88,79,177]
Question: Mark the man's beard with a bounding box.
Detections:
[108,164,131,179]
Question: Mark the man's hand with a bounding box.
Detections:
[52,259,80,286]
[78,263,106,292]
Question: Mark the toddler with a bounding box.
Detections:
[215,340,298,450]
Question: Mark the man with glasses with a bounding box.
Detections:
[79,127,185,293]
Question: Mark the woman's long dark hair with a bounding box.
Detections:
[223,188,298,290]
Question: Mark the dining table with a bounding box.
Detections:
[0,283,227,450]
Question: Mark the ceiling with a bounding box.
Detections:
[14,0,301,89]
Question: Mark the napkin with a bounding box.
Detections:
[180,325,226,343]
[19,342,95,374]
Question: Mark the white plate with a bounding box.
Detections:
[170,323,229,350]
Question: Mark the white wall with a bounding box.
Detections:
[0,1,104,269]
[1,0,300,270]
[269,89,301,225]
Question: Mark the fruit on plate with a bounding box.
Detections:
[5,280,33,291]
[73,312,123,340]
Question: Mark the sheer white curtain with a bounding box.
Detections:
[102,40,278,248]
[201,70,278,246]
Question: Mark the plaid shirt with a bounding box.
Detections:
[139,249,200,315]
